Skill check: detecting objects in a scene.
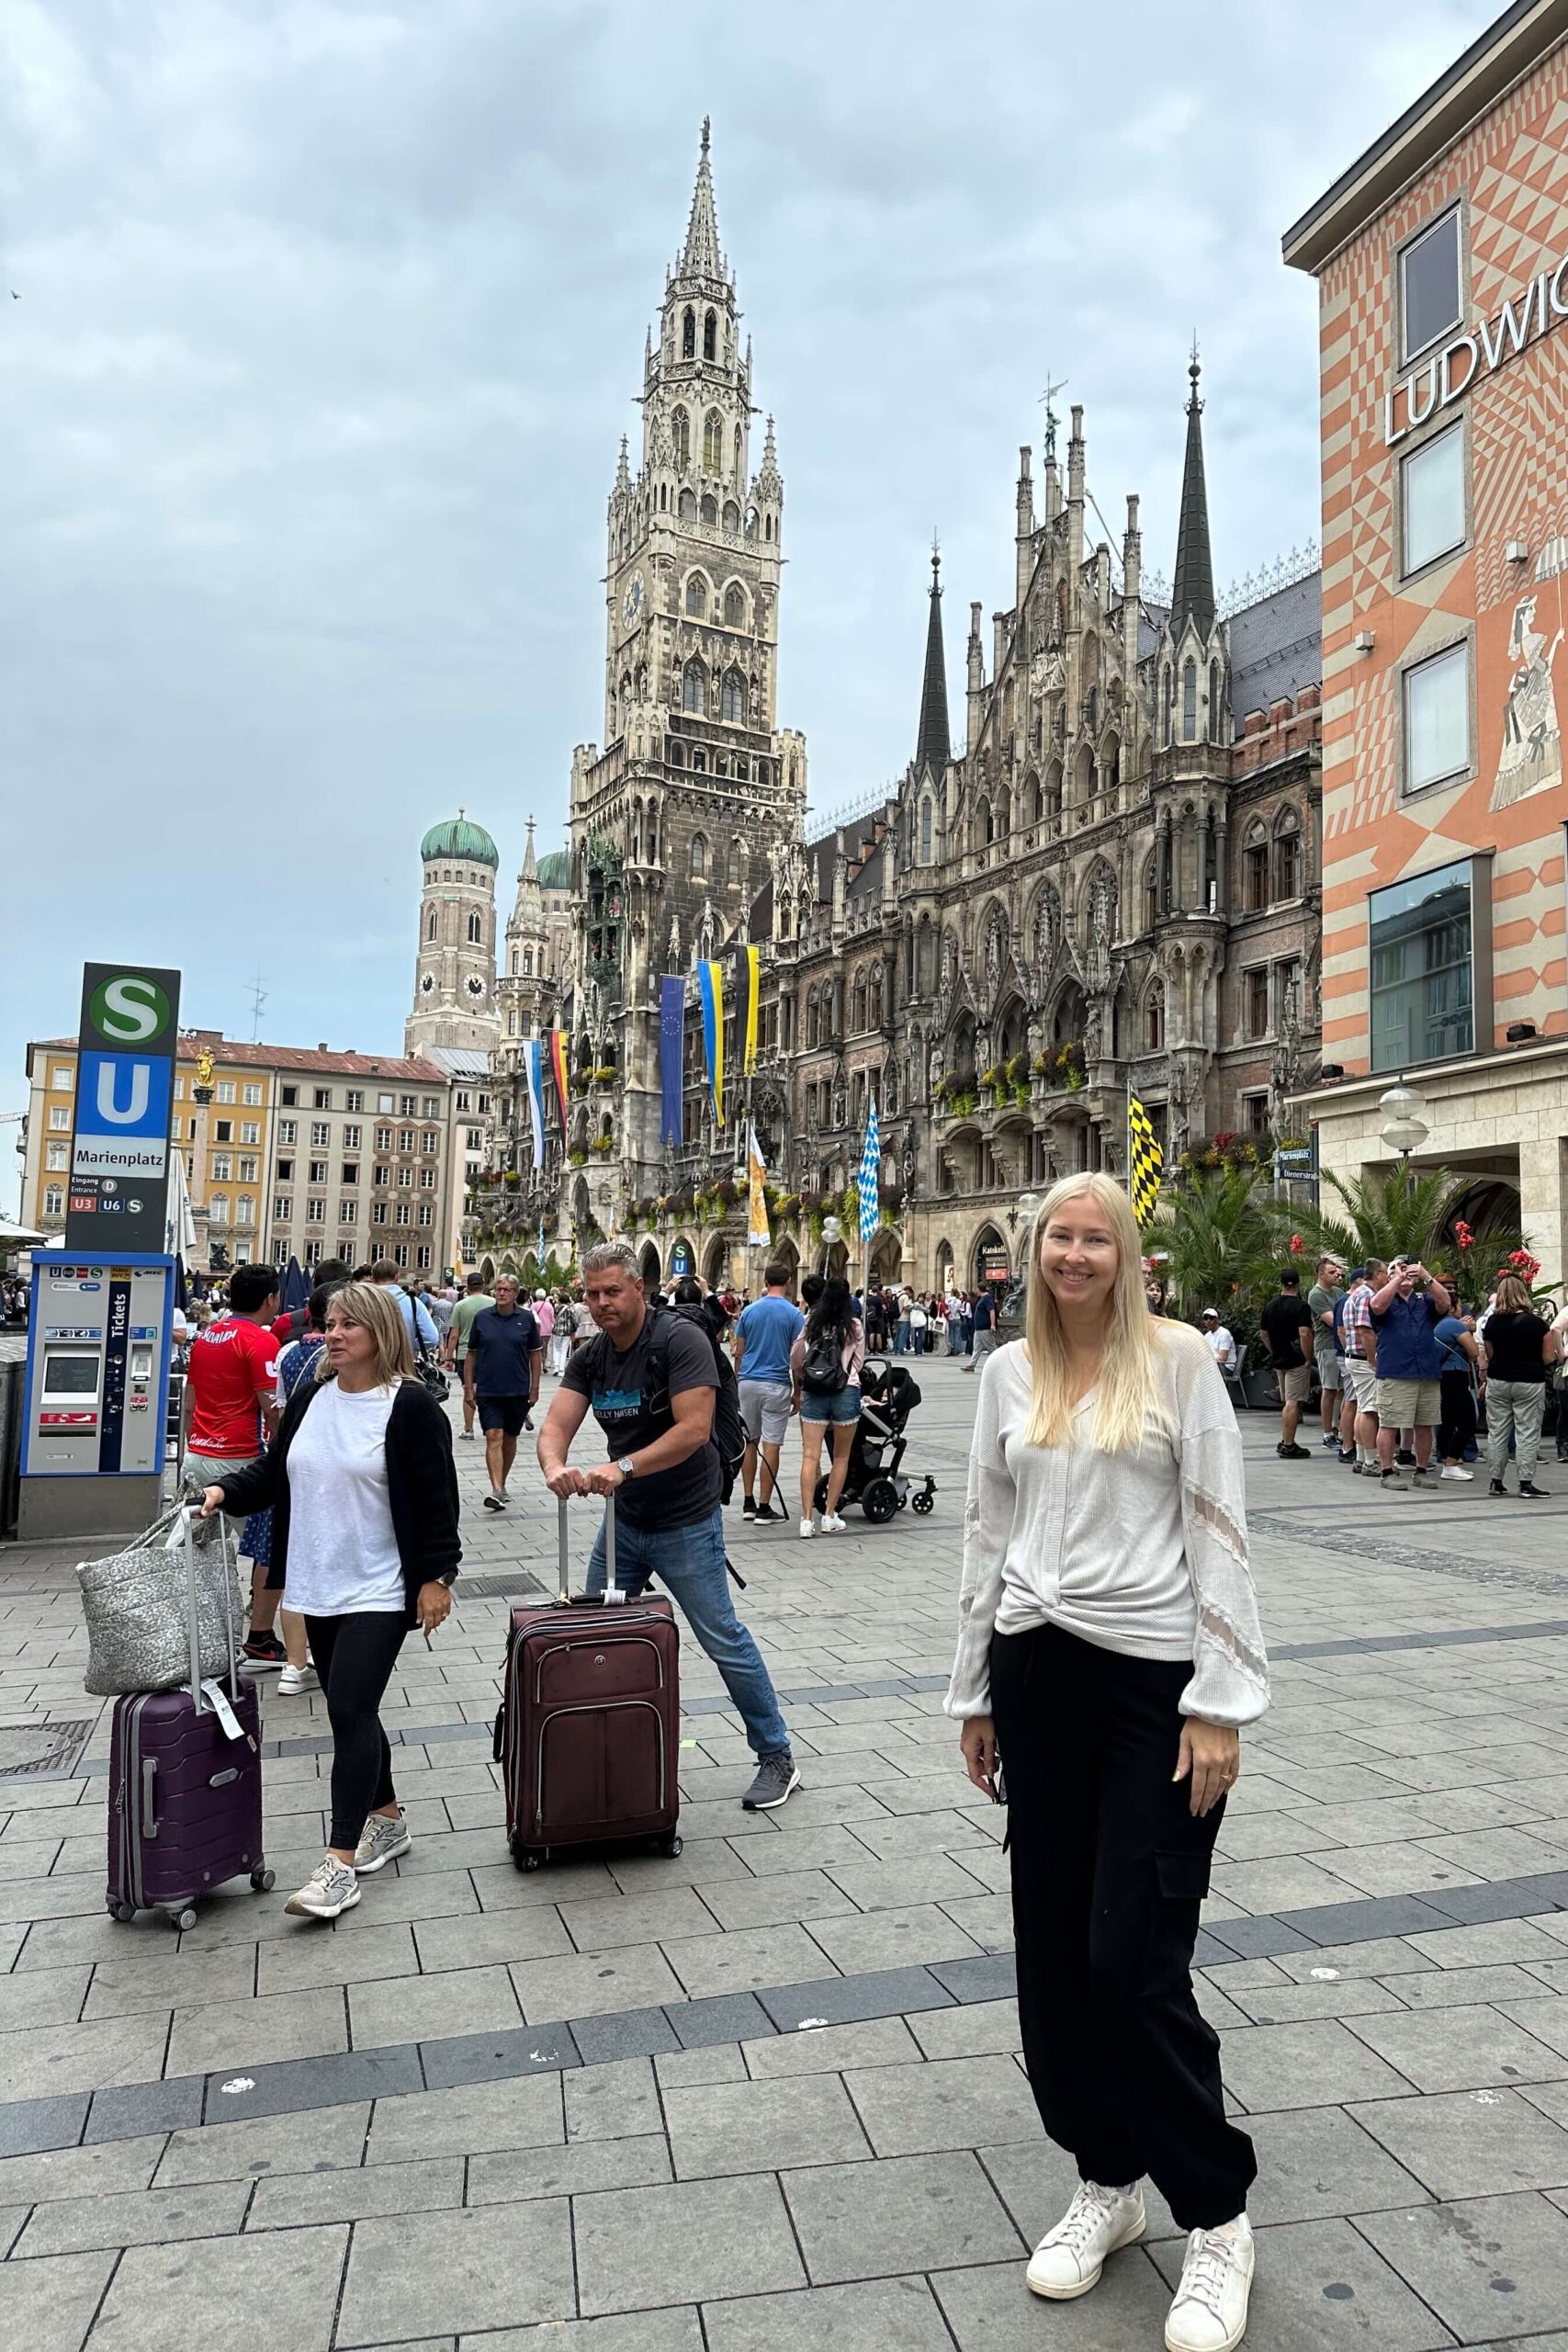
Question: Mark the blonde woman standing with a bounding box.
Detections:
[949,1172,1269,2352]
[200,1283,460,1920]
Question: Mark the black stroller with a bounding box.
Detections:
[812,1356,937,1524]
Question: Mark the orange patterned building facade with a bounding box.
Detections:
[1286,0,1568,1278]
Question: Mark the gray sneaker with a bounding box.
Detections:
[741,1749,801,1811]
[354,1810,412,1874]
[284,1857,361,1919]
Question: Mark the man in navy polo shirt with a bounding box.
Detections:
[468,1274,541,1512]
[1370,1255,1450,1490]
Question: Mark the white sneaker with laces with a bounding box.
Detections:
[1026,2180,1145,2301]
[1439,1464,1472,1481]
[798,1518,816,1539]
[1164,2213,1254,2352]
[276,1661,318,1697]
[820,1512,848,1533]
[284,1856,361,1920]
[354,1809,412,1873]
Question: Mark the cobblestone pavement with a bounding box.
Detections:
[4,1356,1568,2348]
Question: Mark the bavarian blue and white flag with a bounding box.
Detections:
[857,1093,881,1244]
[524,1038,547,1170]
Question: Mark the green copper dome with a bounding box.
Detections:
[421,811,499,866]
[536,848,570,890]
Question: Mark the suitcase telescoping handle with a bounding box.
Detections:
[179,1501,241,1712]
[556,1490,624,1607]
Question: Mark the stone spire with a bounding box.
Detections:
[522,815,538,881]
[614,435,630,492]
[755,413,783,501]
[1171,345,1216,638]
[679,117,724,280]
[915,546,951,782]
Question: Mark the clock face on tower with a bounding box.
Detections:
[622,572,645,628]
[465,975,486,1001]
[420,973,434,995]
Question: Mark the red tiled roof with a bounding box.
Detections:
[32,1034,452,1085]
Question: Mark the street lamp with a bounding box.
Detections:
[1009,1188,1042,1237]
[1379,1078,1430,1162]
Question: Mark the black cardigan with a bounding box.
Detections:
[214,1375,461,1622]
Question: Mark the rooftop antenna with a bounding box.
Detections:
[1041,374,1067,463]
[246,972,267,1044]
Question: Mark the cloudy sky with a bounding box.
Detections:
[1,0,1497,1208]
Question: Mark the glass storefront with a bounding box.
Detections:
[1369,856,1476,1071]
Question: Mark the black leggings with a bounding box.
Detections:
[990,1622,1256,2233]
[1437,1370,1476,1463]
[305,1611,408,1852]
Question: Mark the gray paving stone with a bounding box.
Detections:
[457,2312,700,2352]
[164,1985,348,2081]
[1144,2215,1460,2350]
[570,2004,682,2064]
[931,2250,1171,2349]
[14,2177,249,2257]
[468,2132,671,2203]
[661,1921,843,1998]
[1200,1914,1319,1960]
[511,1943,686,2023]
[203,2042,423,2121]
[756,1966,952,2031]
[0,2248,118,2352]
[844,2054,1038,2159]
[744,2016,923,2078]
[247,2154,465,2230]
[703,2274,955,2352]
[1220,2018,1418,2110]
[690,1868,858,1933]
[90,2222,349,2352]
[1273,1893,1453,1945]
[575,2172,807,2314]
[0,2011,170,2101]
[664,2071,871,2178]
[1346,2086,1568,2199]
[82,1945,258,2018]
[928,1954,1016,2005]
[1348,1997,1568,2091]
[908,1999,1020,2059]
[656,2043,748,2087]
[351,1963,522,2051]
[337,2202,575,2344]
[155,2099,372,2186]
[667,1991,774,2047]
[85,2075,204,2143]
[1359,2188,1568,2340]
[366,2071,564,2163]
[557,1887,725,1951]
[1378,1961,1551,2009]
[1407,1917,1568,1965]
[407,1910,571,1973]
[419,2020,579,2089]
[803,1903,981,1975]
[0,1963,91,2030]
[0,2089,86,2157]
[782,2149,1024,2283]
[565,2055,661,2142]
[0,2130,165,2206]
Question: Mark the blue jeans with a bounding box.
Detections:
[586,1506,790,1760]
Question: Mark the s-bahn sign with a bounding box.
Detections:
[1385,254,1568,446]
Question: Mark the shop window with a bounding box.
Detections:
[1400,207,1461,365]
[1369,854,1483,1071]
[1404,641,1470,791]
[1402,421,1465,575]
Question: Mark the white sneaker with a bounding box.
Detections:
[798,1518,816,1539]
[277,1661,318,1697]
[284,1856,361,1920]
[1439,1464,1473,1481]
[820,1512,848,1533]
[1165,2214,1254,2352]
[353,1809,412,1873]
[1026,2180,1145,2300]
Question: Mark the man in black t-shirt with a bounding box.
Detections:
[1258,1271,1316,1461]
[537,1241,798,1812]
[468,1276,541,1513]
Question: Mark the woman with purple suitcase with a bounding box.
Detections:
[200,1281,461,1919]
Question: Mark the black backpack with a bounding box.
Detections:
[583,1304,746,1504]
[800,1322,849,1397]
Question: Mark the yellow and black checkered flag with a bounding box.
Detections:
[1128,1093,1163,1226]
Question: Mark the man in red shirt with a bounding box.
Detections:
[184,1261,285,1667]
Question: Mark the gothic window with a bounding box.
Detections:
[672,406,690,469]
[1002,679,1015,736]
[679,488,696,522]
[1143,854,1159,932]
[744,503,759,538]
[971,796,990,858]
[732,424,742,479]
[1100,733,1121,791]
[635,662,648,699]
[764,514,773,540]
[722,499,739,533]
[723,582,745,628]
[692,749,707,774]
[1086,684,1100,734]
[728,842,740,886]
[426,909,436,941]
[919,797,932,863]
[869,966,884,1026]
[619,669,631,713]
[467,910,482,945]
[1182,659,1198,741]
[1161,662,1175,745]
[682,657,705,711]
[703,410,723,473]
[510,948,519,976]
[1044,759,1062,820]
[720,668,745,723]
[1145,983,1165,1052]
[668,739,684,766]
[733,755,748,782]
[523,947,534,976]
[700,493,717,524]
[703,309,716,361]
[682,307,695,358]
[1209,659,1224,741]
[691,832,708,879]
[685,572,708,618]
[1073,741,1094,804]
[1243,824,1269,911]
[1025,770,1042,824]
[1274,808,1302,900]
[852,969,868,1031]
[646,806,659,861]
[806,989,821,1049]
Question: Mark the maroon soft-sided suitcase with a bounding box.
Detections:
[494,1495,682,1871]
[107,1508,272,1929]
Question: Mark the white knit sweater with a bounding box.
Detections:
[945,1324,1270,1729]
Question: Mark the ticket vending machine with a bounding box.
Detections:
[18,1252,176,1541]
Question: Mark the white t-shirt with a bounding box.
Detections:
[1204,1324,1236,1372]
[282,1381,405,1617]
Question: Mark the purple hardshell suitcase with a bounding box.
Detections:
[107,1506,272,1929]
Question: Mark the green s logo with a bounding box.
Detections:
[90,973,170,1044]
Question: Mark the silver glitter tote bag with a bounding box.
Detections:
[78,1500,243,1698]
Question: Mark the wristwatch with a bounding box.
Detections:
[617,1456,636,1479]
[436,1569,459,1589]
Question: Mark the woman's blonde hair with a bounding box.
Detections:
[1022,1170,1168,1453]
[1494,1272,1535,1315]
[313,1280,415,1388]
